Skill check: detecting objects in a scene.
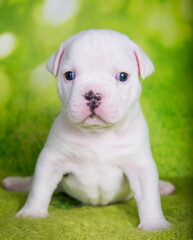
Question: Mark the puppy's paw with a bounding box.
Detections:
[159,180,175,195]
[2,177,18,191]
[2,176,32,193]
[138,218,171,231]
[16,207,49,218]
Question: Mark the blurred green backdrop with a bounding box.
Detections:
[0,0,192,178]
[0,0,193,239]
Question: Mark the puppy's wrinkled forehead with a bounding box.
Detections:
[63,30,136,72]
[47,29,154,80]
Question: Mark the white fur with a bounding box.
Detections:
[3,29,175,231]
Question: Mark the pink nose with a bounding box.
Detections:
[84,90,102,112]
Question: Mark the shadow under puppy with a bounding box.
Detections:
[2,29,175,231]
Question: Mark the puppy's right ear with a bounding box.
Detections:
[46,43,65,77]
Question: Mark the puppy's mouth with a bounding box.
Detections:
[84,112,106,123]
[78,112,114,129]
[88,110,97,119]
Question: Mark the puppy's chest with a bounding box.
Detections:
[64,134,131,165]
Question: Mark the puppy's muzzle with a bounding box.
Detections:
[84,90,102,115]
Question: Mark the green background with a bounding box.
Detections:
[0,0,192,239]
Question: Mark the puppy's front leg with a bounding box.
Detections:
[16,149,65,218]
[125,159,170,231]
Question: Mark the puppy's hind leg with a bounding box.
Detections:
[159,180,175,195]
[2,176,33,193]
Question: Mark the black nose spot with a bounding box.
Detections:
[84,90,102,113]
[85,90,94,100]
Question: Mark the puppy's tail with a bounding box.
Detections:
[159,180,175,195]
[1,176,33,193]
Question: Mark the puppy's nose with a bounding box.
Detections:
[84,90,102,112]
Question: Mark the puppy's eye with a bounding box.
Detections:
[116,72,129,82]
[64,71,75,81]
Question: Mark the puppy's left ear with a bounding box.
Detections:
[46,43,65,77]
[132,42,155,80]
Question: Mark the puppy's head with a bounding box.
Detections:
[47,29,154,130]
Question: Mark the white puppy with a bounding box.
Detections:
[2,29,175,231]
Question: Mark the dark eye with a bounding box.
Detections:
[64,71,75,81]
[116,72,129,82]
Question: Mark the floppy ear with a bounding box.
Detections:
[132,42,155,80]
[46,43,65,77]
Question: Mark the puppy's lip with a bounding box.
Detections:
[89,114,95,118]
[83,113,106,123]
[70,113,117,130]
[88,112,96,118]
[80,117,115,130]
[80,113,112,126]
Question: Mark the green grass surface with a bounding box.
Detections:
[0,172,193,240]
[0,0,193,239]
